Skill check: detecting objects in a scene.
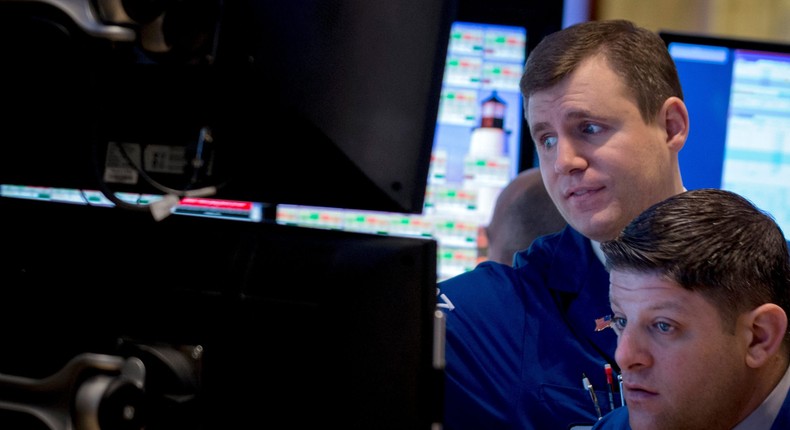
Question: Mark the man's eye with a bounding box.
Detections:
[611,317,626,333]
[541,136,558,148]
[655,321,673,333]
[581,123,603,134]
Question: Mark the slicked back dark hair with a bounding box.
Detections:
[601,188,790,350]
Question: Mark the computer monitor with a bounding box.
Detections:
[277,19,530,281]
[0,0,455,214]
[0,196,441,429]
[660,31,790,243]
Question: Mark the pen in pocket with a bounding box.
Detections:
[604,364,616,410]
[582,372,602,420]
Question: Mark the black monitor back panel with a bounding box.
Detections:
[0,197,440,430]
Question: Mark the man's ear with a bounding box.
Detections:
[661,96,689,152]
[744,303,788,368]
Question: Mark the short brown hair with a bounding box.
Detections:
[520,19,683,124]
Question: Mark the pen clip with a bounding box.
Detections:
[582,373,602,420]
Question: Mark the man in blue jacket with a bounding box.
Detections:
[593,188,790,430]
[437,19,689,429]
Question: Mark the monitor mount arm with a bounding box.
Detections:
[0,0,135,41]
[0,340,202,430]
[0,353,145,430]
[0,0,222,62]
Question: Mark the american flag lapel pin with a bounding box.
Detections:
[595,314,613,332]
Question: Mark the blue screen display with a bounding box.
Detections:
[663,32,790,242]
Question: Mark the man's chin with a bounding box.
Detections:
[570,219,621,242]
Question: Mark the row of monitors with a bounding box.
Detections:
[2,19,530,282]
[275,28,790,275]
[4,26,790,279]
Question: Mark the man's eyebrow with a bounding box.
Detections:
[566,109,595,120]
[610,297,690,314]
[529,110,597,138]
[529,121,550,138]
[647,301,689,313]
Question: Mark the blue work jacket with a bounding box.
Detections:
[438,225,618,429]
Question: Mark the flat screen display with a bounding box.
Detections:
[661,31,790,243]
[276,20,529,281]
[0,0,454,215]
[0,184,265,222]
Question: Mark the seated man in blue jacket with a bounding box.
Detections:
[594,188,790,430]
[437,19,690,430]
